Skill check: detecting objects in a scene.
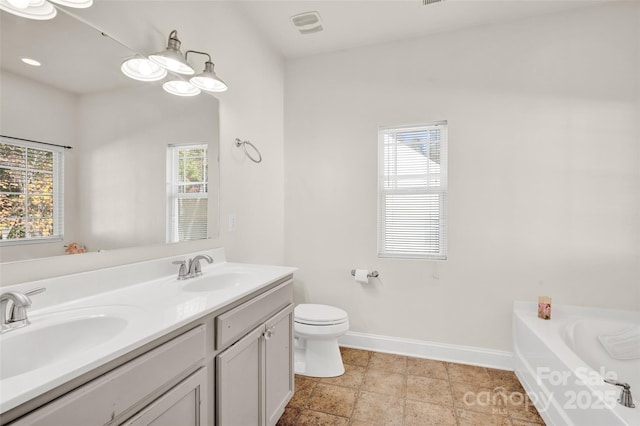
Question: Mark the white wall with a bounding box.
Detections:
[0,71,79,261]
[76,85,219,252]
[284,2,640,352]
[1,1,285,284]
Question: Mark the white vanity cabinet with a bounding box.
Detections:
[3,276,295,426]
[215,281,294,426]
[9,325,208,426]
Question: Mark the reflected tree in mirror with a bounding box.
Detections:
[0,142,63,242]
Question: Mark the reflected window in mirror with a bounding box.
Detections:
[0,139,64,245]
[166,144,208,243]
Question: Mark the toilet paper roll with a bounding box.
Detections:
[354,269,369,284]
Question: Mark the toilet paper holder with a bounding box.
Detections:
[350,269,379,278]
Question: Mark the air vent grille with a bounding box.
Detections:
[291,11,323,34]
[423,0,444,5]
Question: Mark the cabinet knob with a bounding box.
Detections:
[264,327,275,340]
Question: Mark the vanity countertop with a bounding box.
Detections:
[0,249,296,413]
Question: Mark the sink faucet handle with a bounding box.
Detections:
[172,260,189,280]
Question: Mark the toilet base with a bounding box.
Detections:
[294,337,345,378]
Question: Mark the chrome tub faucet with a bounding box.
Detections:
[605,379,635,408]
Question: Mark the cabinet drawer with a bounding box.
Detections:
[11,326,206,426]
[216,280,292,350]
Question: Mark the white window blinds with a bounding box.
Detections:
[378,122,448,260]
[167,144,208,243]
[0,138,64,244]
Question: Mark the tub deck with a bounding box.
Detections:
[513,301,640,426]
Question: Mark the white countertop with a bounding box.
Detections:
[0,250,296,414]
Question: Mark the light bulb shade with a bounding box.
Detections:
[163,80,201,97]
[48,0,92,8]
[121,56,167,82]
[189,61,227,92]
[148,31,194,75]
[0,0,56,20]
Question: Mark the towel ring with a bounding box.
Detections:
[235,138,262,163]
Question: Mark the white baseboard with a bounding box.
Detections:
[338,331,514,371]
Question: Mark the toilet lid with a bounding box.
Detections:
[295,304,348,325]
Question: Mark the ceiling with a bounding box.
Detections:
[235,0,608,59]
[0,0,606,94]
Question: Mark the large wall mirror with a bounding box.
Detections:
[0,8,220,262]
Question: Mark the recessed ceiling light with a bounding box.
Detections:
[21,57,41,66]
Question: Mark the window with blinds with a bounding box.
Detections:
[378,122,448,260]
[0,139,64,244]
[167,144,208,243]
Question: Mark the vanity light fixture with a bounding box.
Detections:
[119,29,228,97]
[162,80,201,97]
[186,50,227,93]
[148,30,194,75]
[121,56,167,82]
[0,0,91,20]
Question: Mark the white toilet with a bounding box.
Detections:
[294,304,349,378]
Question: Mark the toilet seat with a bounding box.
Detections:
[295,304,348,326]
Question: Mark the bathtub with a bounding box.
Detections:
[513,301,640,426]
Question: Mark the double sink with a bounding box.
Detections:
[0,258,296,413]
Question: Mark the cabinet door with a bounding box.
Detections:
[264,304,294,426]
[121,367,208,426]
[216,325,264,426]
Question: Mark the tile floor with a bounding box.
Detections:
[277,347,546,426]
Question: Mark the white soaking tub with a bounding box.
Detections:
[513,301,639,426]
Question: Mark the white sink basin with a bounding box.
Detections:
[0,307,134,380]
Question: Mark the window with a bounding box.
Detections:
[378,122,448,259]
[167,144,208,243]
[0,139,64,244]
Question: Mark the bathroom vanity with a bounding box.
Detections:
[0,248,295,426]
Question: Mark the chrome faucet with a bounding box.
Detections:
[188,255,214,277]
[605,379,635,408]
[172,255,214,280]
[0,287,46,332]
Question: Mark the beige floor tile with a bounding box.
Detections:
[276,405,302,426]
[503,392,545,424]
[510,418,546,426]
[351,391,404,425]
[404,400,457,425]
[308,383,358,418]
[340,347,371,367]
[447,362,493,386]
[368,352,407,374]
[451,382,509,416]
[456,408,513,426]
[321,363,366,388]
[488,369,525,393]
[407,358,448,380]
[361,369,406,397]
[289,375,319,408]
[280,352,546,426]
[295,409,350,426]
[406,375,453,406]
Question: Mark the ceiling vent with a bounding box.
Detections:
[291,11,323,35]
[423,0,444,5]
